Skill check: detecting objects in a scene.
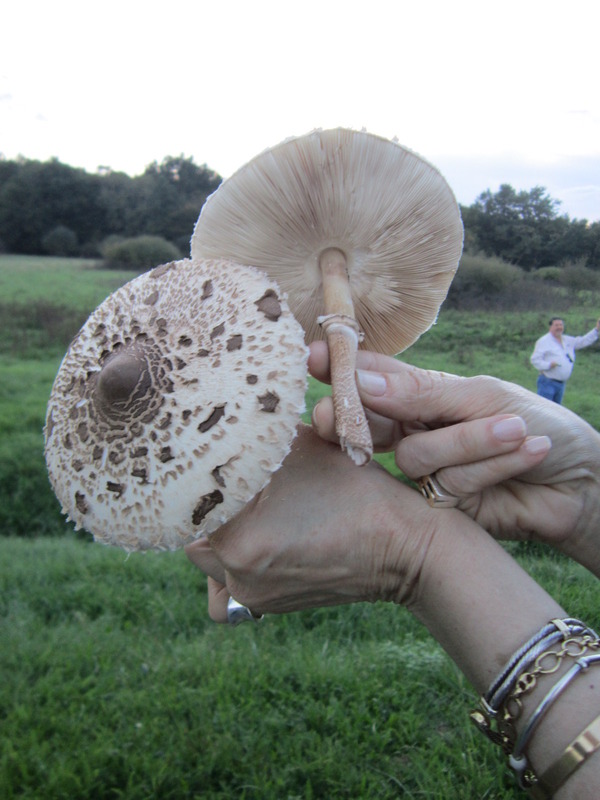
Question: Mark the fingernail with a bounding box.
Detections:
[356,370,387,396]
[311,401,323,428]
[523,435,552,455]
[492,416,527,442]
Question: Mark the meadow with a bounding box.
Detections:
[2,255,600,799]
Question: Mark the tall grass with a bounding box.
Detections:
[2,255,600,798]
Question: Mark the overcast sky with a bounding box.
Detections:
[2,0,599,220]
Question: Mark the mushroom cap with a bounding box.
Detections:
[191,127,464,354]
[44,258,308,551]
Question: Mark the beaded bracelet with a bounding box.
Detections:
[529,712,600,799]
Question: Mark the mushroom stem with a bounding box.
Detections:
[318,248,373,466]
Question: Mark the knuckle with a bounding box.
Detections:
[395,437,431,478]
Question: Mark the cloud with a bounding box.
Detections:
[435,153,600,221]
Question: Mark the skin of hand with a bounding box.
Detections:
[185,425,600,796]
[185,424,439,621]
[184,384,600,797]
[308,341,600,577]
[185,424,568,687]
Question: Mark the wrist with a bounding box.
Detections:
[353,478,440,606]
[563,479,600,579]
[381,503,440,608]
[405,509,565,691]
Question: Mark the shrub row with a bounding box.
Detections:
[101,235,182,271]
[446,253,600,310]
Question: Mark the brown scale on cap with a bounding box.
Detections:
[44,257,308,551]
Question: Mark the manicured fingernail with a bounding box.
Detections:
[356,370,387,396]
[492,416,527,442]
[311,401,323,428]
[523,435,552,455]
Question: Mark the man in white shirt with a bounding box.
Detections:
[530,316,600,403]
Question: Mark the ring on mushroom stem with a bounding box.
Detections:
[44,258,308,552]
[227,596,264,626]
[191,127,464,466]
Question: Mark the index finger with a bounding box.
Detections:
[355,365,543,429]
[308,342,542,429]
[308,341,405,383]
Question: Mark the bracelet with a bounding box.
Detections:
[483,619,595,715]
[469,617,600,795]
[529,713,600,800]
[470,619,599,749]
[502,636,600,738]
[508,654,600,788]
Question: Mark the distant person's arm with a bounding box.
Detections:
[570,325,600,350]
[530,336,555,371]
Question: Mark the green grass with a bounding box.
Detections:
[0,255,137,360]
[0,255,134,309]
[2,536,598,799]
[3,255,600,798]
[401,307,600,431]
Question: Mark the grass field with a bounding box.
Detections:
[2,255,600,799]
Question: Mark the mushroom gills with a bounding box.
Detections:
[191,127,464,467]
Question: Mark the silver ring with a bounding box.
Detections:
[227,596,263,626]
[418,474,460,508]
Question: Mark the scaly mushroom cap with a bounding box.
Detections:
[191,127,464,354]
[44,258,308,551]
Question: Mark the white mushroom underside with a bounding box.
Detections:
[191,127,464,354]
[44,258,308,551]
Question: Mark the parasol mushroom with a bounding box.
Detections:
[44,257,308,551]
[191,127,464,466]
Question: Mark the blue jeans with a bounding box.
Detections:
[537,374,566,404]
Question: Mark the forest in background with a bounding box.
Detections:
[1,154,600,271]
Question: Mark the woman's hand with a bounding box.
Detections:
[185,425,440,622]
[309,342,600,576]
[184,423,570,697]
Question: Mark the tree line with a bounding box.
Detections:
[0,154,599,270]
[0,155,221,258]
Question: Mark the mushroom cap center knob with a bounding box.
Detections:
[96,350,150,408]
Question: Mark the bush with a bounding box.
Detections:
[559,260,600,292]
[41,225,78,257]
[102,235,181,271]
[454,254,523,293]
[446,254,524,308]
[532,266,562,283]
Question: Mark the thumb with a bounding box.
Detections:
[185,537,227,584]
